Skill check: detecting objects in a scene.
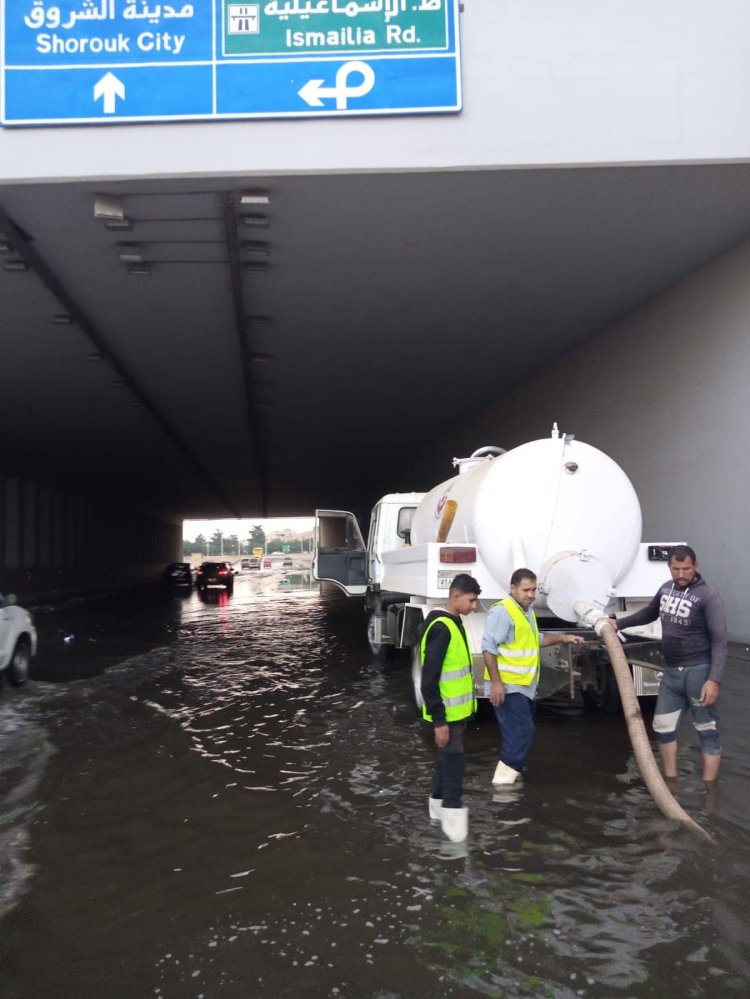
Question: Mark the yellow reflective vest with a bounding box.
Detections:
[483,597,540,687]
[420,615,476,723]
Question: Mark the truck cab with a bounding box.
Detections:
[313,493,424,597]
[313,495,424,659]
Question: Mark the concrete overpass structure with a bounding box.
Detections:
[1,2,749,639]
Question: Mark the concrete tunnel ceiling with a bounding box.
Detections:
[2,162,750,524]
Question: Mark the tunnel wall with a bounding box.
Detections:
[2,1,749,182]
[420,238,750,644]
[0,470,182,602]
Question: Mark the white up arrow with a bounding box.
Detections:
[298,61,375,110]
[93,72,125,114]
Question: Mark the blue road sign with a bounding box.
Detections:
[1,1,462,126]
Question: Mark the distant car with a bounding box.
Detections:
[248,557,261,570]
[282,557,294,568]
[263,557,272,568]
[240,558,252,570]
[196,561,234,593]
[0,592,37,687]
[161,562,194,588]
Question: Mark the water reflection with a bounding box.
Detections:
[196,586,233,607]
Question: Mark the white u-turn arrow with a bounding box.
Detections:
[298,61,375,110]
[93,72,125,114]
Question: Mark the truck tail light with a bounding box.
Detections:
[439,546,476,563]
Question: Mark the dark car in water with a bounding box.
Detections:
[161,562,194,588]
[196,561,234,594]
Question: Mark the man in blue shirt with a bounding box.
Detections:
[482,568,584,785]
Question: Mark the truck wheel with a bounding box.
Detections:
[7,640,31,687]
[583,658,621,715]
[367,611,395,663]
[410,647,425,715]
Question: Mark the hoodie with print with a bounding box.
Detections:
[615,573,727,683]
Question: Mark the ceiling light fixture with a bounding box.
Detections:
[241,213,270,228]
[0,241,14,253]
[52,314,73,324]
[3,260,28,272]
[117,243,144,263]
[95,195,133,230]
[245,315,273,326]
[127,263,151,275]
[85,351,103,361]
[241,241,270,257]
[240,191,270,205]
[244,261,269,275]
[250,352,274,363]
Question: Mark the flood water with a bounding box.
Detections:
[1,575,749,998]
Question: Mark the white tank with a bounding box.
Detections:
[410,435,642,621]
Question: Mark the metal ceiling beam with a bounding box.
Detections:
[220,194,269,515]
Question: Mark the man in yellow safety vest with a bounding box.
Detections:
[420,572,481,842]
[482,568,584,785]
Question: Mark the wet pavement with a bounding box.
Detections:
[1,574,749,998]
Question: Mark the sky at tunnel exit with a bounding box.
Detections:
[183,518,313,541]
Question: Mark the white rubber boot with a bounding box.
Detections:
[428,797,443,823]
[492,761,520,785]
[440,806,468,843]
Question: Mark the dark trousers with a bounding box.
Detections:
[493,691,536,772]
[431,720,466,808]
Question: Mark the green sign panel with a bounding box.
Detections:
[223,1,450,57]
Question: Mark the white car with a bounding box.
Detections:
[0,593,37,687]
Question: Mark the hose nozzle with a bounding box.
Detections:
[574,600,625,641]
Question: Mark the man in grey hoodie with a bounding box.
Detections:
[611,545,727,782]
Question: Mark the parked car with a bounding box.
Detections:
[161,562,194,588]
[196,561,234,593]
[0,592,37,687]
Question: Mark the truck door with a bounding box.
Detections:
[313,510,367,596]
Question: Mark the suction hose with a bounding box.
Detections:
[577,607,716,844]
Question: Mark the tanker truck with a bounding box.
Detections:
[313,426,676,709]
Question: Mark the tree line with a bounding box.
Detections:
[183,525,312,558]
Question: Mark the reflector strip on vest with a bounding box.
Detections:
[443,690,473,707]
[441,666,470,681]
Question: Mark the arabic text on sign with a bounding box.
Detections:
[23,1,196,31]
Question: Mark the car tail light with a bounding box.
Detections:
[439,546,476,563]
[219,568,229,576]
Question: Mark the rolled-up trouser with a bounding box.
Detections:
[652,664,721,756]
[431,720,466,808]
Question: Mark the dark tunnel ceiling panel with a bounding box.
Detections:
[1,164,750,520]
